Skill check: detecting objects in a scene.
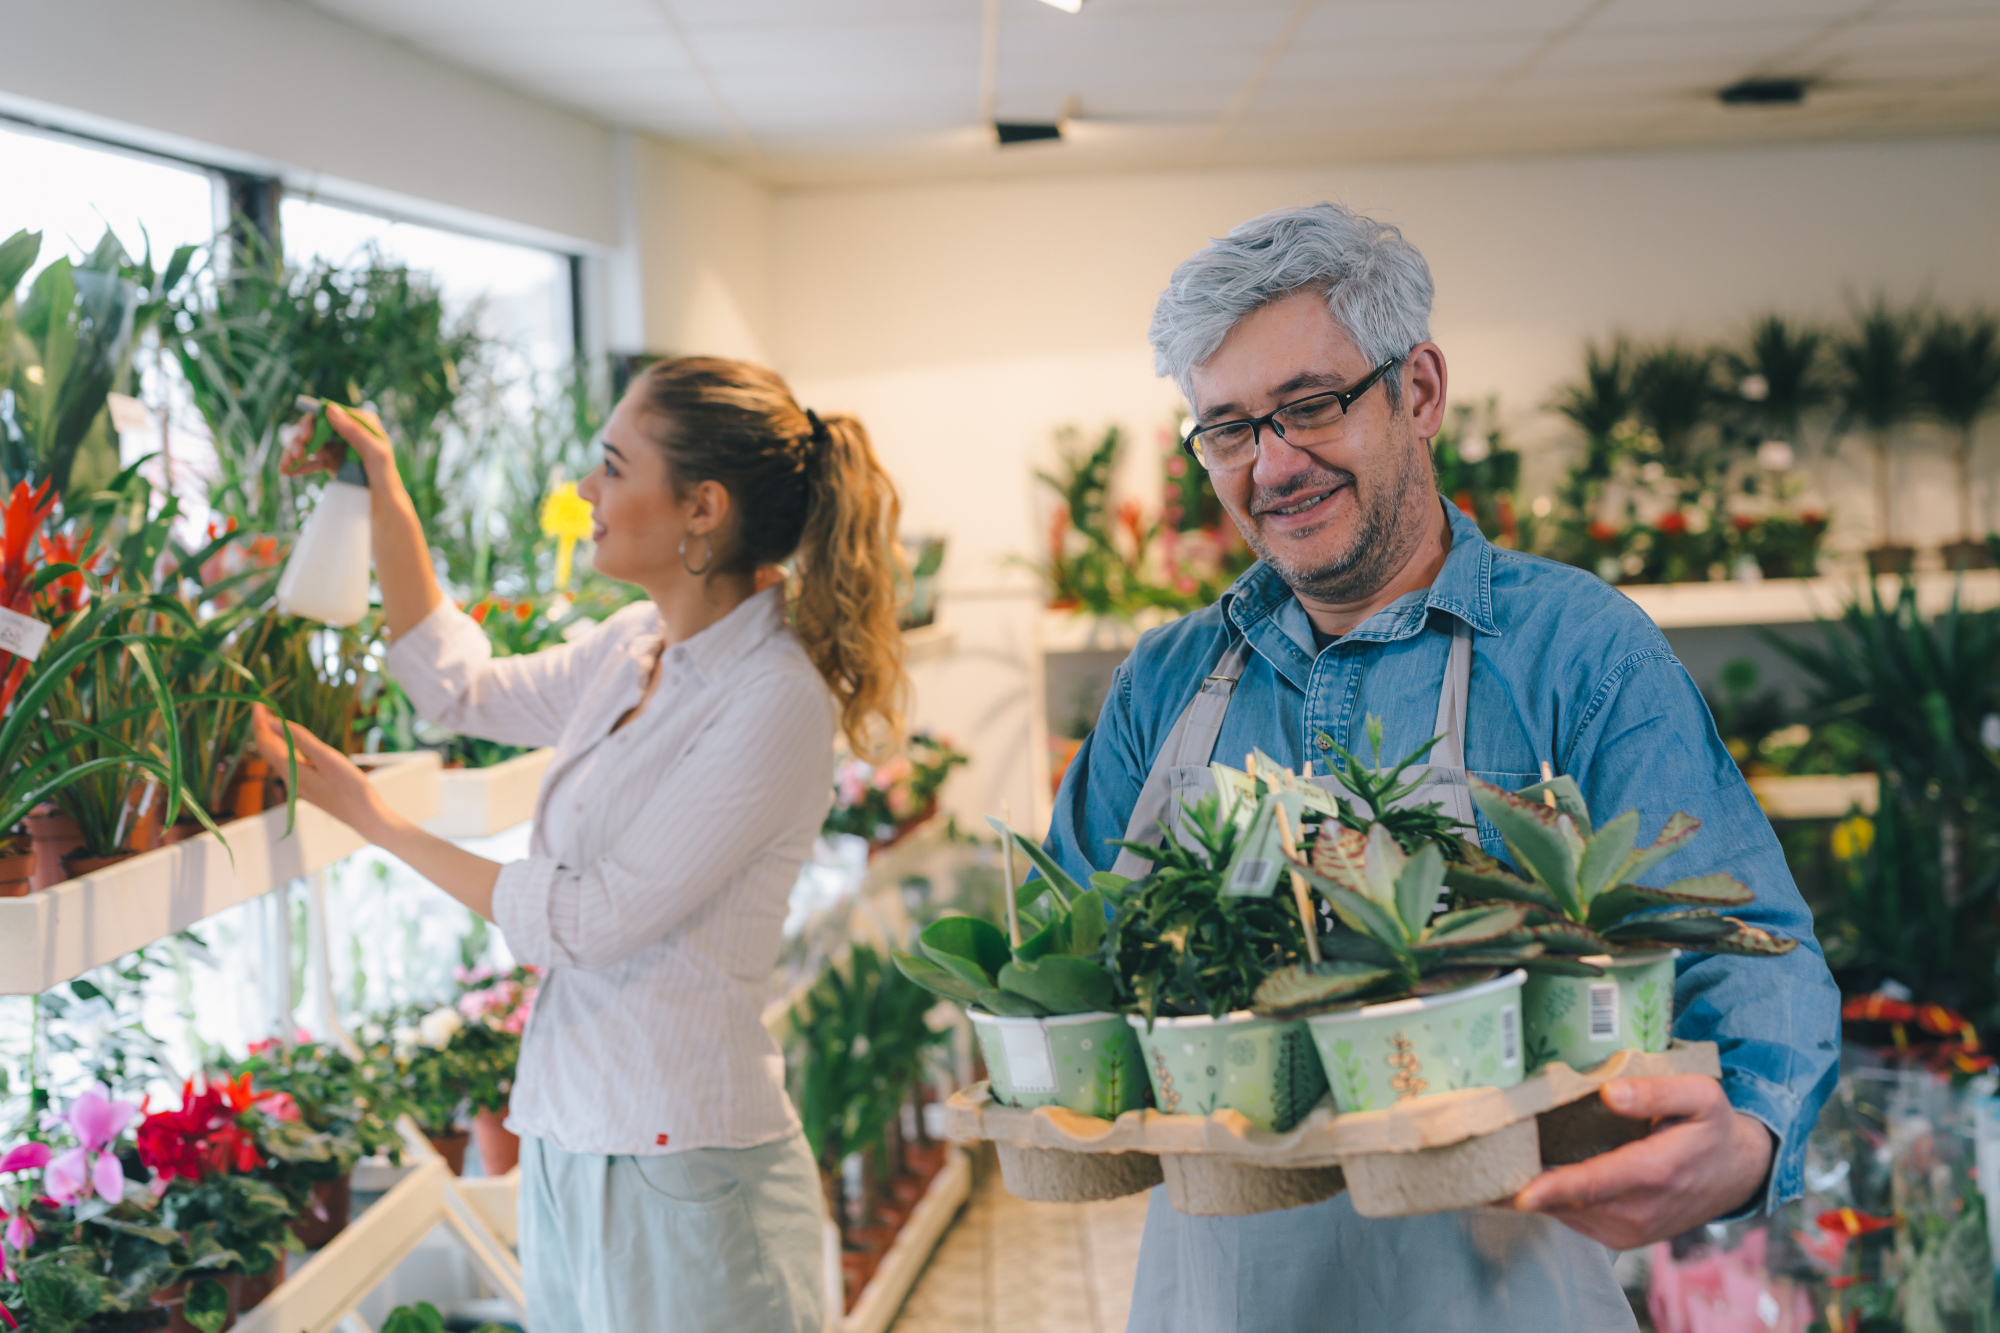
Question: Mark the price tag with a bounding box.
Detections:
[0,606,50,661]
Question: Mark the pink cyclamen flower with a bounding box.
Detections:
[254,1092,301,1123]
[0,1144,49,1176]
[3,1208,31,1255]
[40,1084,138,1205]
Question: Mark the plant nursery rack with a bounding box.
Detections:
[424,748,554,839]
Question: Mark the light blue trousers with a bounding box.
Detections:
[519,1132,827,1333]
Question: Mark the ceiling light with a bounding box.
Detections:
[1036,0,1083,11]
[995,121,1063,145]
[1717,77,1809,107]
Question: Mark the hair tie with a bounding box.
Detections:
[803,408,831,471]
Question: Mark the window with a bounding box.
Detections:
[0,119,214,277]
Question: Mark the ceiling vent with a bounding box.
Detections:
[1717,77,1810,107]
[995,121,1063,145]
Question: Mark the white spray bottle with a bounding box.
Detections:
[276,403,373,626]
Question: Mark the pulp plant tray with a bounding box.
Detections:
[942,1040,1719,1219]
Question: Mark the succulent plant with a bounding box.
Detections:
[892,819,1116,1017]
[1447,775,1800,960]
[1319,714,1470,858]
[1253,823,1551,1021]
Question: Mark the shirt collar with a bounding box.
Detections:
[631,584,788,688]
[1218,496,1501,665]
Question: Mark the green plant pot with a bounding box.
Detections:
[968,1009,1148,1118]
[1307,969,1527,1113]
[1521,950,1677,1073]
[1125,1011,1327,1131]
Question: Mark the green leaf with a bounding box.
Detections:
[1520,956,1610,977]
[1619,811,1701,884]
[1310,823,1372,894]
[1589,873,1754,928]
[186,1277,232,1333]
[1360,822,1406,909]
[999,955,1116,1015]
[1253,960,1397,1020]
[1067,889,1106,957]
[1599,909,1736,945]
[1527,920,1613,955]
[1409,967,1504,995]
[1014,911,1068,962]
[1394,842,1446,937]
[1296,862,1411,950]
[1089,871,1135,898]
[1318,925,1399,967]
[0,229,40,299]
[1512,773,1591,827]
[1686,919,1800,957]
[986,816,1083,911]
[917,915,1010,992]
[1416,902,1527,949]
[1443,842,1563,913]
[973,986,1049,1017]
[1469,777,1581,918]
[892,949,983,1004]
[1575,809,1638,909]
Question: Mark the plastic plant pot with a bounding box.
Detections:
[1307,969,1528,1113]
[1521,950,1677,1073]
[1125,1011,1327,1132]
[968,1009,1147,1119]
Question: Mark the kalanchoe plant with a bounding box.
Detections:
[1253,824,1552,1021]
[1447,776,1800,959]
[892,818,1115,1017]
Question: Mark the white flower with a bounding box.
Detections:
[418,1007,464,1050]
[1682,506,1710,535]
[359,1021,384,1044]
[1458,433,1491,464]
[1640,461,1667,484]
[1757,439,1795,472]
[1982,714,2000,753]
[1739,374,1770,402]
[391,1026,421,1051]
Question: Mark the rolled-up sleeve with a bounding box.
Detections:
[385,601,631,749]
[491,661,835,972]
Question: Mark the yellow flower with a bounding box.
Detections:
[539,482,595,589]
[1831,815,1874,862]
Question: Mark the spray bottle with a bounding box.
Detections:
[275,399,373,626]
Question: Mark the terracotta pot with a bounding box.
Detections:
[26,803,83,891]
[471,1103,520,1175]
[1866,543,1917,577]
[152,1276,238,1332]
[1941,539,1994,571]
[0,850,32,897]
[123,782,166,852]
[64,849,138,878]
[234,1254,285,1312]
[289,1173,352,1250]
[428,1129,471,1176]
[228,757,270,819]
[162,818,207,846]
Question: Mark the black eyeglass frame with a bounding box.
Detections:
[1180,357,1402,467]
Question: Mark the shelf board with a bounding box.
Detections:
[0,754,441,996]
[903,623,958,665]
[1623,569,2000,629]
[1747,773,1879,820]
[423,748,554,839]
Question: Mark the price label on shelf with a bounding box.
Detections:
[0,607,50,662]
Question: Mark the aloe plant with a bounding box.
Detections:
[1448,776,1799,961]
[1253,823,1550,1020]
[1319,714,1469,856]
[892,818,1116,1017]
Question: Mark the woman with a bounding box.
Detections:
[252,357,907,1332]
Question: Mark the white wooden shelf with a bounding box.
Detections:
[902,623,958,665]
[1748,773,1879,819]
[1623,569,2000,629]
[843,1147,972,1333]
[423,748,554,839]
[0,753,440,996]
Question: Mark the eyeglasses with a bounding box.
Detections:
[1181,358,1401,471]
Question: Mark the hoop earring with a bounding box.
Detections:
[680,528,712,572]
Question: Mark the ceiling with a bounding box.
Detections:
[307,0,2000,188]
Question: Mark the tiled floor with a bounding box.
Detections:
[888,1170,1151,1333]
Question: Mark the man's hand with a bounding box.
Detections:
[1511,1075,1774,1249]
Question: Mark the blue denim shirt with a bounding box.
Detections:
[1045,500,1840,1214]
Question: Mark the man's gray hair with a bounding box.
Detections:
[1149,202,1434,408]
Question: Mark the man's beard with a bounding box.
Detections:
[1239,451,1428,605]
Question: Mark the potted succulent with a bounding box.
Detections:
[1450,776,1799,1072]
[893,819,1144,1120]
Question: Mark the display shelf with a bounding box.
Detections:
[423,748,555,839]
[1749,773,1879,819]
[0,753,441,996]
[843,1147,972,1333]
[1622,568,2000,629]
[902,623,958,665]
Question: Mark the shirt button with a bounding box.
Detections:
[1315,734,1333,751]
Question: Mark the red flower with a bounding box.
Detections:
[1656,511,1688,536]
[469,600,492,625]
[514,601,533,622]
[135,1078,265,1184]
[1587,521,1618,544]
[1732,515,1757,532]
[1817,1207,1896,1237]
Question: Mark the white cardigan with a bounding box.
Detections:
[387,587,834,1155]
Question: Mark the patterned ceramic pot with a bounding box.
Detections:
[1307,970,1527,1113]
[1125,1011,1327,1132]
[968,1009,1148,1118]
[1521,950,1677,1073]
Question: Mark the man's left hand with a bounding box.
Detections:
[1511,1074,1773,1249]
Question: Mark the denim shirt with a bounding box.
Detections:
[1045,500,1840,1214]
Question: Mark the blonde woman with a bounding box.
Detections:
[253,357,907,1332]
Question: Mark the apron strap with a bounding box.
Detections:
[1431,620,1472,771]
[1107,639,1252,879]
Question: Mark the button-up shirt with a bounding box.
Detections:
[387,587,835,1156]
[1046,501,1839,1213]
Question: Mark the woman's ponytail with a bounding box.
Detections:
[793,414,905,759]
[632,357,908,759]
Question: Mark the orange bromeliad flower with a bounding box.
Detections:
[1816,1207,1896,1237]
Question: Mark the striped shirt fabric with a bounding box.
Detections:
[386,586,835,1155]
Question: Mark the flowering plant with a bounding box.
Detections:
[823,733,967,847]
[362,993,526,1135]
[137,1076,299,1287]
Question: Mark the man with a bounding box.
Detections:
[1044,202,1838,1331]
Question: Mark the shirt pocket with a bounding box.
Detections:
[1468,770,1546,859]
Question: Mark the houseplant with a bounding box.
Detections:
[1833,298,1921,575]
[360,998,518,1174]
[1912,308,2000,569]
[824,732,968,849]
[894,818,1142,1118]
[1449,776,1799,1071]
[230,1039,402,1249]
[451,960,540,1175]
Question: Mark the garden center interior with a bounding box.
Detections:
[3,0,2000,1330]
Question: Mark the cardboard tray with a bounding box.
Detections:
[941,1040,1719,1218]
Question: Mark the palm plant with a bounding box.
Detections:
[1630,341,1720,483]
[1834,297,1921,559]
[1549,337,1636,534]
[1913,309,2000,556]
[1725,314,1828,451]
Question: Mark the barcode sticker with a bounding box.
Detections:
[0,607,50,662]
[1501,1004,1519,1065]
[1588,982,1620,1041]
[998,1023,1058,1093]
[1228,858,1273,893]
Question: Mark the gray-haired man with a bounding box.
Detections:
[1041,203,1838,1330]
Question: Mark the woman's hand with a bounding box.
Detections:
[250,704,391,842]
[281,402,402,493]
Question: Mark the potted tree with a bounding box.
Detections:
[1834,298,1921,576]
[1912,309,2000,570]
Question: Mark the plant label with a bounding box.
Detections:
[1587,982,1620,1042]
[0,607,51,662]
[1223,791,1304,898]
[999,1023,1058,1093]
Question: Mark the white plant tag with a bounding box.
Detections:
[998,1022,1058,1093]
[1588,982,1620,1041]
[0,606,51,661]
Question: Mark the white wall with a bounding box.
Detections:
[633,136,777,363]
[0,0,616,250]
